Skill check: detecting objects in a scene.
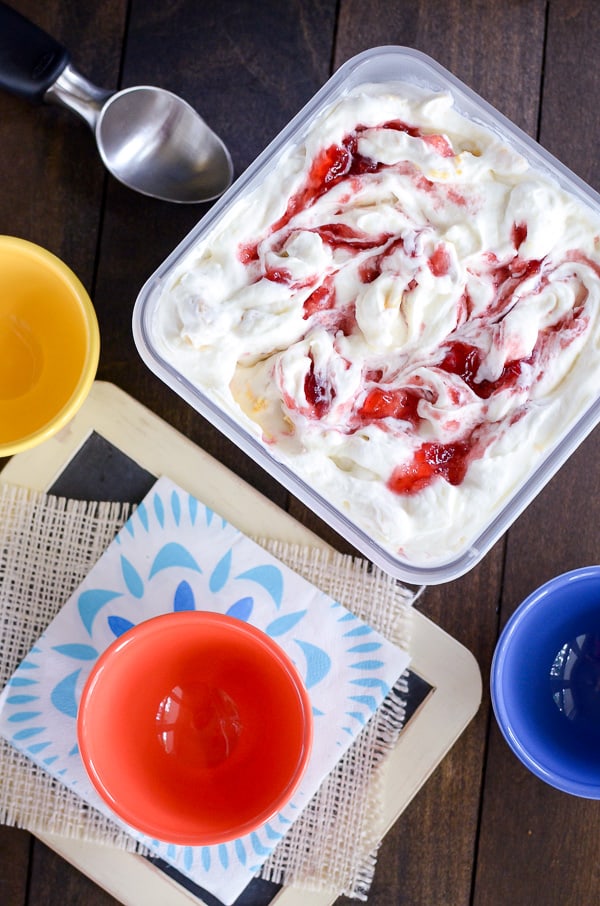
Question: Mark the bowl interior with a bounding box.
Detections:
[492,567,600,796]
[77,611,313,844]
[0,237,99,453]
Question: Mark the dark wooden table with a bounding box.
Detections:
[1,1,600,904]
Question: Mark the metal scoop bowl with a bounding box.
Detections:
[0,3,233,203]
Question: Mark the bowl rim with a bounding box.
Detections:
[77,610,314,844]
[0,235,100,456]
[490,565,600,798]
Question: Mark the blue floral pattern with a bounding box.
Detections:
[0,476,409,904]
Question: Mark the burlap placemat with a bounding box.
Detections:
[0,480,415,900]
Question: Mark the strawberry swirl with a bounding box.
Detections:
[155,83,600,566]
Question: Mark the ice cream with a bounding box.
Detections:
[151,81,600,568]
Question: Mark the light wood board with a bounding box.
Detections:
[2,381,482,906]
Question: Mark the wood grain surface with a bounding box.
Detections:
[1,2,599,904]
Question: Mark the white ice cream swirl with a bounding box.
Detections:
[154,82,600,568]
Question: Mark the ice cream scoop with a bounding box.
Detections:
[0,2,233,203]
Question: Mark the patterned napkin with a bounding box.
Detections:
[0,476,410,905]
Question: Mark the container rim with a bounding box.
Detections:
[132,46,600,585]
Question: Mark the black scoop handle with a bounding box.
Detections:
[0,2,70,102]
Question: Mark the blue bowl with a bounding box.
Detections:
[491,566,600,798]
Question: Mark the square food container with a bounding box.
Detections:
[133,46,600,585]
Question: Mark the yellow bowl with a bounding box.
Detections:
[0,236,100,455]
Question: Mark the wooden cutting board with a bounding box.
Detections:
[2,381,481,906]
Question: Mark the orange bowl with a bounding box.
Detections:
[0,236,99,455]
[77,611,313,845]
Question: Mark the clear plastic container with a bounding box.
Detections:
[133,46,600,585]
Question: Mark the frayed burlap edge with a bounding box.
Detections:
[0,482,417,900]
